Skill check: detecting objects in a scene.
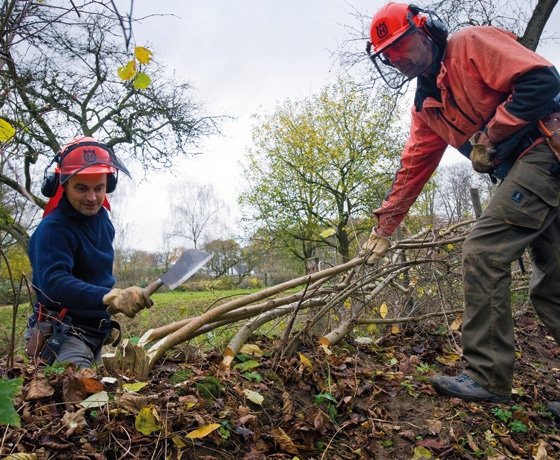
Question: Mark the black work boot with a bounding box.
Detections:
[547,401,560,420]
[430,373,511,403]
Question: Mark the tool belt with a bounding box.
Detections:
[25,307,71,365]
[537,112,560,164]
[26,303,121,364]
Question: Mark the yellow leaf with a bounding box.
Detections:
[171,435,186,447]
[0,119,15,142]
[298,352,312,371]
[134,46,153,64]
[447,243,454,250]
[186,423,221,439]
[319,228,336,238]
[240,344,264,356]
[123,382,148,392]
[243,388,264,405]
[380,301,388,319]
[134,406,162,435]
[412,446,432,459]
[133,72,151,90]
[450,316,462,331]
[117,60,136,81]
[391,324,400,334]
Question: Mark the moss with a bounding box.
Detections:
[169,369,193,385]
[196,375,222,399]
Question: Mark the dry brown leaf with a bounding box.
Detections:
[500,436,526,455]
[61,372,87,403]
[532,439,548,460]
[281,391,293,415]
[423,419,443,435]
[118,392,159,413]
[467,433,479,452]
[61,408,88,435]
[313,409,331,431]
[25,378,55,400]
[271,427,299,455]
[237,414,257,426]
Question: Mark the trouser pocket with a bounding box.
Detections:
[498,160,560,228]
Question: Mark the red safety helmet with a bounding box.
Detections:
[56,136,130,186]
[369,3,425,54]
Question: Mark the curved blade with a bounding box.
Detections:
[160,248,213,291]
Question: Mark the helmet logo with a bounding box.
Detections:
[376,22,389,39]
[83,148,97,164]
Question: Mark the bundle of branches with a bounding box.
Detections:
[106,219,520,379]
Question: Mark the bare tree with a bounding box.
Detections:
[168,180,229,249]
[0,5,222,249]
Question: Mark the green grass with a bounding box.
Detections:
[0,288,264,357]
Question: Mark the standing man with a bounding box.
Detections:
[361,3,560,405]
[26,137,153,368]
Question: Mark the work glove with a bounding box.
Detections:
[469,131,495,173]
[103,286,153,318]
[359,229,391,265]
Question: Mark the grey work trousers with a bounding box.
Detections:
[25,325,105,369]
[462,143,560,396]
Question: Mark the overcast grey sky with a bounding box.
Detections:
[114,1,560,253]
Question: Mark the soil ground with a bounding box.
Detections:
[3,313,560,459]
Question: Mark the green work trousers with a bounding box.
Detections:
[462,143,560,396]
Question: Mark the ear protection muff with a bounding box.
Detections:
[106,171,118,193]
[41,154,60,198]
[408,4,448,44]
[40,146,119,198]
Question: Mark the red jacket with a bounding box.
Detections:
[374,26,560,237]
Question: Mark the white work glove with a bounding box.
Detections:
[359,229,391,265]
[469,131,495,173]
[103,286,153,318]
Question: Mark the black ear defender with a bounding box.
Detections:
[408,4,448,43]
[40,144,119,197]
[41,154,60,198]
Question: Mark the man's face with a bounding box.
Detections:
[381,29,436,79]
[64,173,107,216]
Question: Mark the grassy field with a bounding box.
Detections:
[0,288,263,358]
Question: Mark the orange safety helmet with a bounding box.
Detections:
[41,136,131,197]
[366,3,448,89]
[57,136,129,184]
[369,3,425,54]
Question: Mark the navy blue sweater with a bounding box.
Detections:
[28,194,115,331]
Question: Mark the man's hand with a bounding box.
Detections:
[469,131,495,173]
[104,286,153,318]
[359,229,391,265]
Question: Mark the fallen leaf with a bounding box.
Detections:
[80,391,109,409]
[135,406,162,435]
[243,389,264,406]
[80,377,104,394]
[411,446,432,459]
[62,408,88,435]
[298,352,312,371]
[423,419,443,435]
[186,423,221,439]
[25,378,55,400]
[271,427,299,455]
[240,344,264,356]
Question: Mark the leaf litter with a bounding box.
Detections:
[2,314,560,459]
